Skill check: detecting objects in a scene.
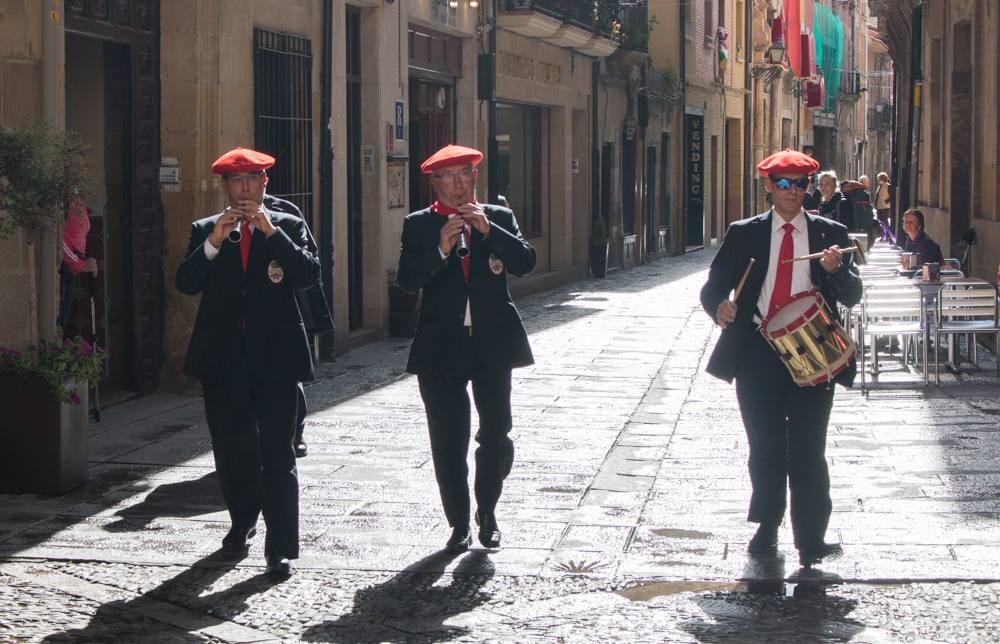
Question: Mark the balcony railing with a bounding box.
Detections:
[869,102,892,131]
[618,1,648,50]
[502,0,623,39]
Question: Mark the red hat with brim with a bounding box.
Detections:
[211,147,276,175]
[420,144,484,174]
[756,149,819,177]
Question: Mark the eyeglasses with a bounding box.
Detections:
[770,176,811,191]
[432,168,474,182]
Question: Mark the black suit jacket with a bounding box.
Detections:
[176,207,320,385]
[699,210,863,387]
[398,204,535,375]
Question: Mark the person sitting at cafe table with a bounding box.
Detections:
[901,208,943,266]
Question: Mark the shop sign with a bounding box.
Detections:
[499,52,563,86]
[685,113,704,246]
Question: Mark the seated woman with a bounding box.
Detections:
[901,208,943,265]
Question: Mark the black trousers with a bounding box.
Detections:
[734,331,836,550]
[417,335,514,529]
[203,374,299,559]
[57,264,76,331]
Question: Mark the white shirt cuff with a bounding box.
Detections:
[438,247,448,261]
[203,238,221,260]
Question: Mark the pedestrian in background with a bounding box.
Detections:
[397,144,536,552]
[700,149,862,567]
[816,170,854,229]
[58,194,99,331]
[874,172,892,227]
[843,176,874,235]
[175,147,320,580]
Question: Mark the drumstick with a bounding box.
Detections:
[733,257,756,300]
[781,246,860,264]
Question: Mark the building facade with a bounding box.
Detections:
[872,0,1000,283]
[1,0,646,395]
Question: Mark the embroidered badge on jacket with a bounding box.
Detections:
[267,260,285,284]
[488,254,504,275]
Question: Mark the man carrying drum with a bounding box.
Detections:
[700,149,862,568]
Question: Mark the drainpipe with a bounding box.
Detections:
[743,0,752,220]
[678,0,686,254]
[38,2,65,343]
[592,59,600,230]
[487,0,499,204]
[319,0,334,357]
[906,4,923,215]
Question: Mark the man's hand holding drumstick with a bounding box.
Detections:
[715,257,755,329]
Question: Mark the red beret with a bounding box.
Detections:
[420,144,483,174]
[756,149,819,177]
[211,147,275,175]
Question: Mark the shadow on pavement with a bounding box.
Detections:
[300,548,495,643]
[41,552,275,642]
[103,471,225,532]
[0,254,713,559]
[681,561,864,642]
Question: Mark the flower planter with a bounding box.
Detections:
[0,375,89,494]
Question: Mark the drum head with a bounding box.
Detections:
[763,291,821,338]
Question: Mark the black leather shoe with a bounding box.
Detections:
[747,522,779,555]
[265,556,292,580]
[221,525,257,555]
[476,511,501,549]
[294,438,308,458]
[445,526,472,552]
[798,542,843,567]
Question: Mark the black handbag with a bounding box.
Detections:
[264,194,335,335]
[296,282,334,335]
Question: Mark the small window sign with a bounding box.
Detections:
[159,166,180,184]
[394,100,405,141]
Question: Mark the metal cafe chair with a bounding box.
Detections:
[934,282,1000,385]
[860,283,927,393]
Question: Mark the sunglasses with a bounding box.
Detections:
[770,176,811,191]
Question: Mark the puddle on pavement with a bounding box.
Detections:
[651,528,713,539]
[617,578,841,602]
[617,580,739,601]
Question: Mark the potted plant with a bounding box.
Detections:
[0,124,87,240]
[387,269,420,338]
[0,335,105,494]
[590,216,610,278]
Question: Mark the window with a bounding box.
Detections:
[496,103,544,237]
[253,28,313,225]
[735,0,744,57]
[705,2,714,42]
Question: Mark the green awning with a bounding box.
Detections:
[813,4,844,112]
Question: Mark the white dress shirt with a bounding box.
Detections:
[756,209,812,320]
[437,226,472,328]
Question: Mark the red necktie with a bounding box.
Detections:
[768,223,795,317]
[239,220,251,271]
[430,200,471,282]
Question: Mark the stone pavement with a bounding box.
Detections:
[3,250,1000,642]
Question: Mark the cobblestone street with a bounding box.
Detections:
[3,250,1000,642]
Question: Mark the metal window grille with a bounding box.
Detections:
[254,28,313,226]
